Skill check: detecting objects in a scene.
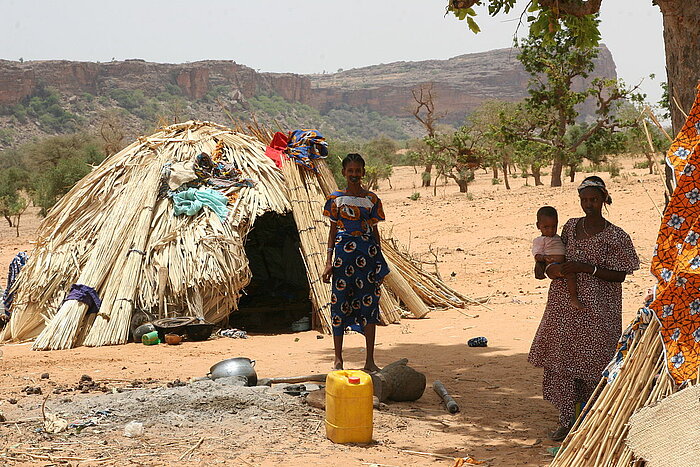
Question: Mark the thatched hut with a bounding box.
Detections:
[0,121,477,350]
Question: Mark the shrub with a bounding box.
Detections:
[14,133,107,215]
[408,192,421,201]
[1,87,81,132]
[0,128,14,146]
[605,161,621,177]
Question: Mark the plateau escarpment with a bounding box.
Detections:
[0,46,617,146]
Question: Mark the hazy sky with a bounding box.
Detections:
[1,0,665,103]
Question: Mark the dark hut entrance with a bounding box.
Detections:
[232,212,312,332]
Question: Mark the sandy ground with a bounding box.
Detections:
[0,157,664,466]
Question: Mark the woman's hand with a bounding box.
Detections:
[545,263,563,279]
[322,263,333,283]
[560,261,593,275]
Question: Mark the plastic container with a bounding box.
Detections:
[141,331,160,345]
[325,370,373,444]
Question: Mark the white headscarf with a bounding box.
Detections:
[578,178,612,205]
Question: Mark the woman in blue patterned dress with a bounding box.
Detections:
[322,153,389,371]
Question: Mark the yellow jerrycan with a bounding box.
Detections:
[325,370,373,443]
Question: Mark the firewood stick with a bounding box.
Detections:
[257,374,328,385]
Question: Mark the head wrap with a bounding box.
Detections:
[578,178,612,205]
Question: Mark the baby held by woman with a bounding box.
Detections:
[532,206,584,310]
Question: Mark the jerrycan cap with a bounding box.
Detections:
[348,376,361,384]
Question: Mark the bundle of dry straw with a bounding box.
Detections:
[551,315,675,466]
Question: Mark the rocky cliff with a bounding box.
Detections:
[0,46,617,145]
[307,46,617,123]
[0,58,309,106]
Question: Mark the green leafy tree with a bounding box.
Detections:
[487,101,554,186]
[496,26,641,186]
[0,167,30,236]
[564,123,626,181]
[511,139,555,186]
[446,0,700,135]
[363,136,399,164]
[17,133,106,215]
[425,115,486,194]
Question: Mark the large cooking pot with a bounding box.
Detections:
[209,357,257,386]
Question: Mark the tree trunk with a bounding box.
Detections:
[422,163,432,187]
[550,154,563,187]
[658,0,700,207]
[456,179,468,193]
[646,152,655,175]
[492,166,499,179]
[569,164,577,183]
[531,165,544,186]
[502,162,511,190]
[658,0,700,134]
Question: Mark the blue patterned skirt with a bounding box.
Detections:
[330,234,389,336]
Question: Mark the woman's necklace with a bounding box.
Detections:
[583,218,606,237]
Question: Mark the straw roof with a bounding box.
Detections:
[1,120,482,350]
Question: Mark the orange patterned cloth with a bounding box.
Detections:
[650,87,700,383]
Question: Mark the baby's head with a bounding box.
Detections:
[536,206,558,237]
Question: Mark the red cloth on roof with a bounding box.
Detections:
[265,132,289,169]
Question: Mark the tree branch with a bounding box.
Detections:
[538,0,603,17]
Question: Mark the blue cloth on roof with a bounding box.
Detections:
[63,284,102,315]
[172,187,229,221]
[286,129,328,172]
[3,251,28,315]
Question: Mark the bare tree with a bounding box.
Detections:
[411,84,441,187]
[99,110,126,156]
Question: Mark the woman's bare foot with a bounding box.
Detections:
[571,297,585,310]
[363,363,381,373]
[334,359,344,370]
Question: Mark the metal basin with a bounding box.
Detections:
[209,357,257,386]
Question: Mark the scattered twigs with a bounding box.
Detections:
[40,392,50,423]
[400,449,455,460]
[178,436,205,461]
[0,418,40,425]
